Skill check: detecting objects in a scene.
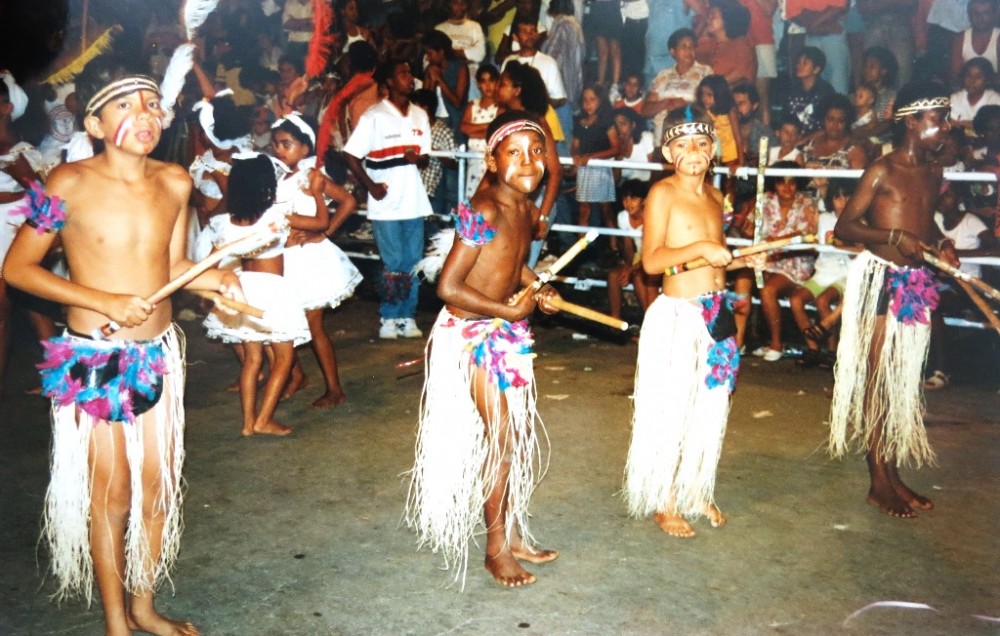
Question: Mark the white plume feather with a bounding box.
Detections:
[158,43,195,129]
[184,0,221,41]
[412,228,456,283]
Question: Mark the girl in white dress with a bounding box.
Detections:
[203,153,323,435]
[270,113,362,408]
[459,64,501,200]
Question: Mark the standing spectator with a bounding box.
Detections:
[696,74,745,169]
[282,0,314,60]
[496,0,548,63]
[411,89,460,216]
[621,0,651,85]
[586,0,624,88]
[740,0,777,124]
[435,0,488,99]
[502,15,567,111]
[422,30,470,133]
[344,58,433,339]
[951,0,1000,80]
[924,0,970,83]
[573,83,619,234]
[643,28,714,144]
[540,0,584,151]
[858,0,918,87]
[460,64,502,199]
[337,0,376,54]
[696,0,756,86]
[613,107,657,182]
[776,46,837,136]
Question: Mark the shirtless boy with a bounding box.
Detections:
[405,110,560,587]
[829,81,960,519]
[4,57,244,635]
[624,106,758,538]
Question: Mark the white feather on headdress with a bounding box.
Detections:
[184,0,221,41]
[412,228,456,282]
[158,42,195,129]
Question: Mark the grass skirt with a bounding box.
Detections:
[625,294,734,520]
[404,308,546,586]
[42,326,186,604]
[829,251,936,467]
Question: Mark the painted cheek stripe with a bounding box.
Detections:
[114,117,134,147]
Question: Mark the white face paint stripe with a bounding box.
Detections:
[114,117,134,147]
[920,126,940,140]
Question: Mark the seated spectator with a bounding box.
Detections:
[789,178,856,368]
[801,94,869,201]
[769,115,804,165]
[695,0,755,86]
[607,179,659,321]
[742,162,819,362]
[776,46,837,136]
[614,72,646,115]
[643,28,714,144]
[950,0,1000,81]
[696,74,745,170]
[732,82,772,163]
[613,107,656,182]
[950,57,1000,132]
[860,46,898,122]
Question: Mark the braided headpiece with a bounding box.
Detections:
[662,121,716,146]
[487,119,546,154]
[85,75,160,116]
[893,97,950,121]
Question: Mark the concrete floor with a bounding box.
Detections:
[1,295,998,636]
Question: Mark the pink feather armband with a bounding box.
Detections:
[10,181,66,233]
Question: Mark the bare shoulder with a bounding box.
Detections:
[469,188,500,222]
[150,159,192,195]
[45,160,88,198]
[705,181,724,207]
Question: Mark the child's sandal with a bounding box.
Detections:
[803,321,831,343]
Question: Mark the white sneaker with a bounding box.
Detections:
[379,318,398,339]
[396,318,423,338]
[761,347,783,362]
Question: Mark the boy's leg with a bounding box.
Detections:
[88,421,134,636]
[305,308,347,409]
[128,394,199,636]
[281,353,309,400]
[472,369,556,587]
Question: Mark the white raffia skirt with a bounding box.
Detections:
[624,294,733,520]
[404,308,546,586]
[829,251,936,466]
[43,326,186,604]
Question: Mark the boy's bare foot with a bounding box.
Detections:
[251,421,294,436]
[893,482,933,510]
[511,545,559,564]
[280,374,309,400]
[310,389,346,409]
[653,512,696,538]
[704,503,726,528]
[485,550,537,587]
[867,485,917,518]
[127,608,200,635]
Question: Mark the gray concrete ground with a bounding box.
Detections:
[1,296,999,636]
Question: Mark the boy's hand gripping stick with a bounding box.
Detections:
[664,234,818,277]
[92,221,287,339]
[509,229,600,305]
[540,296,629,331]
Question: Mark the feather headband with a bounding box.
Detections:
[272,112,316,147]
[486,119,546,154]
[662,121,716,145]
[893,96,950,121]
[84,76,160,116]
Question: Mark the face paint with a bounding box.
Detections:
[920,126,940,140]
[113,116,134,147]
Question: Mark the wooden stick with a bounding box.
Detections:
[752,136,768,288]
[923,251,1000,303]
[191,290,265,319]
[92,221,286,339]
[954,279,1000,335]
[510,229,600,304]
[544,296,629,331]
[664,234,818,277]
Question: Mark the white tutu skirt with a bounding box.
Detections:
[203,271,311,346]
[284,239,362,311]
[192,213,240,272]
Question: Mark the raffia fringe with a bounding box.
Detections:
[404,309,546,588]
[829,252,935,467]
[42,326,187,604]
[624,294,732,520]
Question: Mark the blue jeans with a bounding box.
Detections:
[372,217,425,319]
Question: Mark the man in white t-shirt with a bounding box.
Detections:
[436,0,487,98]
[501,16,567,108]
[282,0,313,58]
[344,59,433,339]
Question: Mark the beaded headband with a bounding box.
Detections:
[272,112,316,147]
[85,76,161,116]
[893,96,950,121]
[662,121,716,146]
[486,119,546,154]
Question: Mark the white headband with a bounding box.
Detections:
[192,89,244,149]
[893,96,951,121]
[84,75,160,116]
[1,70,28,121]
[272,112,316,147]
[232,150,289,181]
